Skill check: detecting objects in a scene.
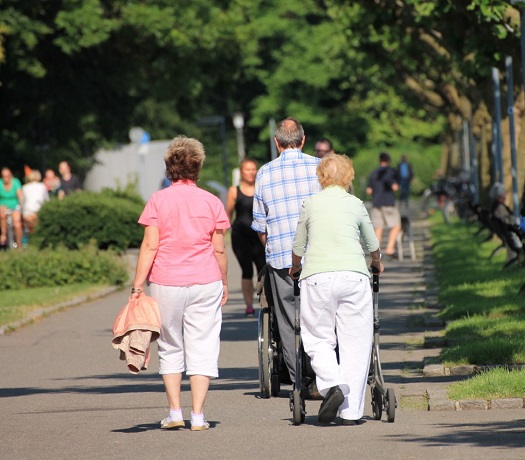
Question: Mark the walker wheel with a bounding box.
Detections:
[385,388,396,423]
[258,310,271,398]
[371,386,382,420]
[292,389,305,425]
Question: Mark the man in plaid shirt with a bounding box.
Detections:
[252,117,321,383]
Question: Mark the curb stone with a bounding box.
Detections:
[423,363,525,376]
[428,397,525,411]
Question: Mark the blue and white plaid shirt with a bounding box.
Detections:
[251,148,321,269]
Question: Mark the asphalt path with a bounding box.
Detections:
[1,235,525,459]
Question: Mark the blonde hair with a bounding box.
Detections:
[316,153,355,189]
[27,170,42,183]
[164,135,206,182]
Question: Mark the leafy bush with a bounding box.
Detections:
[33,190,144,252]
[0,244,128,290]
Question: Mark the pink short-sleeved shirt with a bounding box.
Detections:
[138,180,230,286]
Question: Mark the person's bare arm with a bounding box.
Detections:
[258,232,267,246]
[212,229,228,306]
[369,248,384,275]
[131,226,159,296]
[225,186,237,225]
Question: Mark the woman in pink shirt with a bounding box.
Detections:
[131,136,230,431]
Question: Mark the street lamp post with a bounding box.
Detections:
[232,112,245,164]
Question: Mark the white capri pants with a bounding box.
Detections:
[300,271,373,420]
[149,281,223,378]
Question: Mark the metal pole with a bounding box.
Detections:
[462,119,470,175]
[470,130,480,204]
[491,121,499,182]
[492,67,504,183]
[506,56,520,219]
[521,8,525,91]
[235,128,245,163]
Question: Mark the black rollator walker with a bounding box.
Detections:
[368,268,396,423]
[288,269,396,425]
[289,276,313,425]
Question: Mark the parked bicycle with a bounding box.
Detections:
[421,176,476,225]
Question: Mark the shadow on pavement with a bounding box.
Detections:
[111,420,221,433]
[385,419,525,449]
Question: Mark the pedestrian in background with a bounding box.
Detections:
[314,138,335,159]
[252,117,321,384]
[367,152,401,259]
[22,169,49,235]
[0,167,23,248]
[130,135,229,431]
[396,155,414,208]
[43,169,61,198]
[58,161,82,199]
[225,158,265,316]
[290,153,383,425]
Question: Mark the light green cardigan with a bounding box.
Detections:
[292,186,379,279]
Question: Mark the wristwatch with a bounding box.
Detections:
[371,254,382,262]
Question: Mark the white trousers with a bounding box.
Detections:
[300,271,373,420]
[149,281,223,378]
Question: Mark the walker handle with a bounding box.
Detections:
[370,266,379,293]
[293,276,300,297]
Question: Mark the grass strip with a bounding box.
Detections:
[0,283,110,327]
[448,368,525,400]
[430,219,525,365]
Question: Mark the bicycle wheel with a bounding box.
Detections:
[421,190,440,218]
[443,200,459,225]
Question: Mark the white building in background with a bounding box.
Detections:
[84,138,228,204]
[84,140,170,202]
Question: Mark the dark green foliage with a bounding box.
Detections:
[33,191,144,252]
[0,244,128,290]
[0,0,518,177]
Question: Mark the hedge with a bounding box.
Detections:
[33,189,144,252]
[0,244,128,290]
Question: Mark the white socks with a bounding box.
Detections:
[191,411,205,426]
[168,408,183,423]
[166,409,206,426]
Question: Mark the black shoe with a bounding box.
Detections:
[385,252,399,260]
[341,418,361,426]
[318,386,344,424]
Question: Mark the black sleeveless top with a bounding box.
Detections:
[233,186,255,232]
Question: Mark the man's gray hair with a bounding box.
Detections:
[274,117,304,149]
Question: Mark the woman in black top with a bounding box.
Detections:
[226,158,266,316]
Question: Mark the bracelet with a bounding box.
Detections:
[292,263,301,269]
[131,287,143,294]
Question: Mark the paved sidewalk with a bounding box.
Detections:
[1,213,524,459]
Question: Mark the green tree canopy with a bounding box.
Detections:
[0,0,522,185]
